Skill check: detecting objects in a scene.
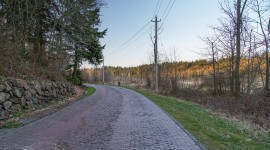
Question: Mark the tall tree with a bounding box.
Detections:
[251,0,270,96]
[32,0,56,65]
[235,0,248,97]
[62,0,106,77]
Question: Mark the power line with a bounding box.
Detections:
[105,21,151,56]
[105,25,151,58]
[152,0,160,19]
[160,0,172,20]
[105,26,151,58]
[121,39,151,57]
[160,0,175,29]
[156,0,164,16]
[105,1,168,65]
[106,39,151,64]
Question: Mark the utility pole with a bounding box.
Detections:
[152,15,161,93]
[267,17,270,96]
[102,59,105,85]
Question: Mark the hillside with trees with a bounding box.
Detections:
[0,0,106,84]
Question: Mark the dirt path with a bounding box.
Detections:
[0,85,203,150]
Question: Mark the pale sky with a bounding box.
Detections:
[83,0,222,68]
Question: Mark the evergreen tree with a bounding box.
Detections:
[62,0,106,77]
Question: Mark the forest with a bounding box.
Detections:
[0,0,106,84]
[82,0,270,130]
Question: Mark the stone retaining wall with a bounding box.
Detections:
[0,78,73,119]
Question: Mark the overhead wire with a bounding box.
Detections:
[156,0,164,16]
[149,0,162,41]
[106,39,152,64]
[160,0,175,31]
[105,26,151,60]
[105,21,151,57]
[152,0,160,19]
[105,1,167,65]
[160,0,172,20]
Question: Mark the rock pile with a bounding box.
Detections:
[0,78,73,119]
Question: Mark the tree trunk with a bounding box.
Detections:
[266,42,269,97]
[235,0,241,98]
[33,16,42,64]
[247,30,252,94]
[72,50,79,77]
[33,3,44,65]
[255,0,269,96]
[211,42,217,95]
[229,31,235,94]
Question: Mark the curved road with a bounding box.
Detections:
[0,85,203,150]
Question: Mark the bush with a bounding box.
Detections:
[67,76,82,85]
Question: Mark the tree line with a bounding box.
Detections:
[0,0,106,83]
[82,57,264,93]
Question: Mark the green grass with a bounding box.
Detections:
[3,121,23,128]
[13,108,31,118]
[84,87,96,96]
[128,87,270,150]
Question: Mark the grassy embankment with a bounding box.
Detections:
[128,87,270,150]
[84,86,96,96]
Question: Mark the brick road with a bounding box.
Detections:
[0,85,204,150]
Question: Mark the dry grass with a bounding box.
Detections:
[165,88,270,131]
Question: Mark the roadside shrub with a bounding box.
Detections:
[67,76,82,85]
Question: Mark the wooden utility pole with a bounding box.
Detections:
[211,42,217,95]
[152,16,161,93]
[102,59,104,85]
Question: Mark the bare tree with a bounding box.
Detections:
[251,0,270,96]
[215,0,248,97]
[201,36,219,95]
[235,0,248,97]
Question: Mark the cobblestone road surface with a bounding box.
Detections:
[0,85,203,150]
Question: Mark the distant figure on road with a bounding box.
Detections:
[118,81,121,86]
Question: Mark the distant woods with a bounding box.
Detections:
[0,0,106,82]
